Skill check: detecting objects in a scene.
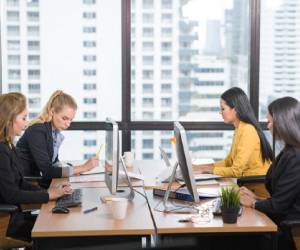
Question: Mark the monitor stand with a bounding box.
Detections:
[159,162,199,214]
[113,156,135,201]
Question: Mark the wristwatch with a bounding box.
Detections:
[251,200,256,209]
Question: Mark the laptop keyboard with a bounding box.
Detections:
[56,189,83,208]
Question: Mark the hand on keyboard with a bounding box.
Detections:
[48,183,73,200]
[56,189,83,208]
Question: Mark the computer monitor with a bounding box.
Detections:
[105,118,135,200]
[105,118,119,194]
[174,121,200,203]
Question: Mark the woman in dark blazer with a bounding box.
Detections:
[0,92,72,241]
[240,96,300,250]
[17,90,98,187]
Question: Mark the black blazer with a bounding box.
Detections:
[0,142,49,205]
[256,146,300,224]
[16,122,63,180]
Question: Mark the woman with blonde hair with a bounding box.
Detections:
[0,92,72,241]
[17,90,98,187]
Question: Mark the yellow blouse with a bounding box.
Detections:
[213,121,271,177]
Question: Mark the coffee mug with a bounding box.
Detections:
[111,197,128,220]
[123,151,134,168]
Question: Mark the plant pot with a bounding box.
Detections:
[221,206,240,224]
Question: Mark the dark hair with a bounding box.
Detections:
[221,87,273,162]
[268,97,300,150]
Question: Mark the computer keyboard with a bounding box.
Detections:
[56,189,83,208]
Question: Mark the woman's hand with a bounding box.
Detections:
[239,186,257,200]
[192,163,214,174]
[82,157,99,171]
[239,186,256,208]
[48,183,73,200]
[73,157,99,175]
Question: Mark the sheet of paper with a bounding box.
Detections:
[69,174,104,183]
[191,158,215,165]
[119,171,144,180]
[197,187,220,197]
[81,166,105,175]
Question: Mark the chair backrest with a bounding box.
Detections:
[237,175,270,199]
[0,207,32,249]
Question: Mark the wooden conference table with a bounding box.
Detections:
[32,160,277,250]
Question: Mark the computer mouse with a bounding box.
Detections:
[52,206,70,214]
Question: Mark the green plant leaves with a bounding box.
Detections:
[220,185,240,208]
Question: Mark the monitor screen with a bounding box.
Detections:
[105,118,119,194]
[174,122,200,203]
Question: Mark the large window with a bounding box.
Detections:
[1,0,121,160]
[1,0,121,122]
[259,0,300,120]
[131,0,250,123]
[130,0,249,159]
[1,0,283,161]
[132,130,233,161]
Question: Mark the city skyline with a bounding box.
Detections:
[1,0,297,161]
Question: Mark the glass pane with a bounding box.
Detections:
[59,130,122,162]
[132,130,234,161]
[259,0,300,120]
[60,131,105,161]
[1,0,121,121]
[131,0,250,122]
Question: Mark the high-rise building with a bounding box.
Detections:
[260,0,300,118]
[1,0,121,161]
[131,0,199,160]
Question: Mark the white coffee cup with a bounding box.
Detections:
[123,151,134,168]
[111,197,128,220]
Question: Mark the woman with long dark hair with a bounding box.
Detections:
[240,96,300,250]
[194,87,273,177]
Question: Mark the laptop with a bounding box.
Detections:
[158,147,222,182]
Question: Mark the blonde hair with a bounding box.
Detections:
[0,92,27,144]
[29,90,77,126]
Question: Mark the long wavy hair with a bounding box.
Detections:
[268,97,300,151]
[221,87,273,162]
[29,90,77,126]
[0,92,26,144]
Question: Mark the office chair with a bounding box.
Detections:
[24,175,42,186]
[280,220,300,250]
[237,175,270,199]
[0,204,32,249]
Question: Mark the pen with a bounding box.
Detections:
[83,206,98,214]
[95,144,103,160]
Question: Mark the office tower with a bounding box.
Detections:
[1,0,121,161]
[131,0,199,160]
[203,20,222,56]
[224,0,249,89]
[260,0,300,118]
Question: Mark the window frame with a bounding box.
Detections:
[0,0,268,155]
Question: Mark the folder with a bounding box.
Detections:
[153,187,219,202]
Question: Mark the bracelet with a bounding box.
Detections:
[251,200,256,209]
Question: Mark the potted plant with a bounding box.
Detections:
[220,185,240,224]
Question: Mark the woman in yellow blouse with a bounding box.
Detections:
[194,87,273,177]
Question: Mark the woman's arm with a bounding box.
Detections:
[255,154,300,215]
[0,148,49,204]
[213,126,258,177]
[24,126,62,179]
